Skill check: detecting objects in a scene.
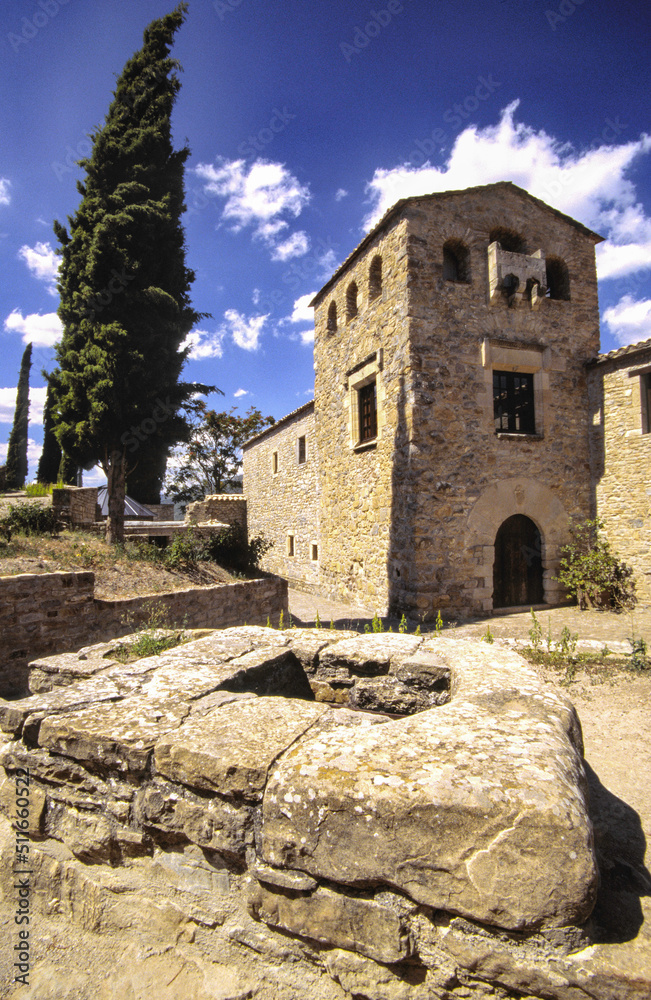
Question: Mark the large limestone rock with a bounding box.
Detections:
[261,638,597,931]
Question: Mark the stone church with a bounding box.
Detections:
[242,182,650,618]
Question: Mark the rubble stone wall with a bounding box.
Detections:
[0,571,287,697]
[185,494,247,529]
[588,345,651,604]
[243,403,320,593]
[52,486,99,526]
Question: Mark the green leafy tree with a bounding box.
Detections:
[556,517,636,610]
[37,381,62,484]
[50,3,212,542]
[166,403,275,506]
[5,343,32,490]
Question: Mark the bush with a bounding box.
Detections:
[1,502,59,537]
[24,482,53,497]
[556,518,636,610]
[163,525,272,573]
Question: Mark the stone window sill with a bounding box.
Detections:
[353,438,378,452]
[495,432,544,441]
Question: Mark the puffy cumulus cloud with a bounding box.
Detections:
[0,178,10,206]
[290,292,317,324]
[335,188,348,201]
[364,101,651,281]
[221,309,268,351]
[181,328,225,360]
[602,295,651,346]
[18,242,60,295]
[4,309,63,347]
[233,388,249,397]
[195,158,311,258]
[271,231,310,261]
[0,386,48,425]
[298,328,314,346]
[0,437,42,472]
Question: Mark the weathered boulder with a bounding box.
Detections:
[261,639,597,932]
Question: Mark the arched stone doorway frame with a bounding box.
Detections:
[466,478,570,611]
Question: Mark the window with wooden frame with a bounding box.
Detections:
[358,380,378,443]
[493,370,535,434]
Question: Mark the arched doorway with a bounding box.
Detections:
[493,514,544,608]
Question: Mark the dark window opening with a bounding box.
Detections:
[369,256,382,299]
[346,281,358,321]
[287,534,294,557]
[358,381,377,443]
[642,373,651,434]
[298,435,306,463]
[489,227,527,254]
[327,301,337,333]
[311,544,319,561]
[493,370,535,434]
[272,451,278,474]
[442,239,470,282]
[545,256,571,300]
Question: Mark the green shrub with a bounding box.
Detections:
[1,502,59,537]
[162,525,271,573]
[556,518,636,610]
[24,482,53,497]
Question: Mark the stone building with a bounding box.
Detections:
[588,338,651,604]
[243,182,605,618]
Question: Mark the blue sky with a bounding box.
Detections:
[1,0,650,486]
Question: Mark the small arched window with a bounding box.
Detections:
[545,256,571,300]
[369,256,382,300]
[489,227,527,254]
[442,239,470,282]
[346,281,358,321]
[327,301,338,333]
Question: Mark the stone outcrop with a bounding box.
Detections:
[1,628,648,998]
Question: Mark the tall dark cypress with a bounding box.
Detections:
[5,343,32,490]
[50,3,212,541]
[37,381,62,484]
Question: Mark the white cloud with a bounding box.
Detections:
[602,295,651,346]
[290,292,317,324]
[234,388,249,397]
[298,329,314,346]
[335,188,348,201]
[0,386,47,425]
[364,101,651,281]
[182,328,225,360]
[18,242,60,295]
[195,157,311,257]
[0,178,10,206]
[0,437,42,472]
[4,309,63,347]
[221,308,268,352]
[272,231,310,261]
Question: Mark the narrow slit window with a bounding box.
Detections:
[287,534,295,557]
[311,544,319,561]
[272,451,278,474]
[359,381,377,442]
[493,371,535,434]
[297,435,306,464]
[642,373,651,433]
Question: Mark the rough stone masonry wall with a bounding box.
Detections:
[313,218,410,613]
[185,494,247,529]
[51,486,99,526]
[589,344,651,603]
[243,403,320,593]
[0,628,643,999]
[401,186,600,617]
[0,571,287,698]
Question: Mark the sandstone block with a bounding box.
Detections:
[249,882,413,964]
[318,633,423,676]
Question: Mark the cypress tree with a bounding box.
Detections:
[50,3,212,542]
[5,343,32,491]
[37,381,62,484]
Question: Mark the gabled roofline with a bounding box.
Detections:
[309,181,604,308]
[242,399,314,449]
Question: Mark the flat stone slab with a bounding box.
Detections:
[261,639,598,932]
[154,697,329,798]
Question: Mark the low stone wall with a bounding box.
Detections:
[0,571,286,698]
[185,495,247,529]
[145,503,175,522]
[0,628,642,998]
[52,486,99,526]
